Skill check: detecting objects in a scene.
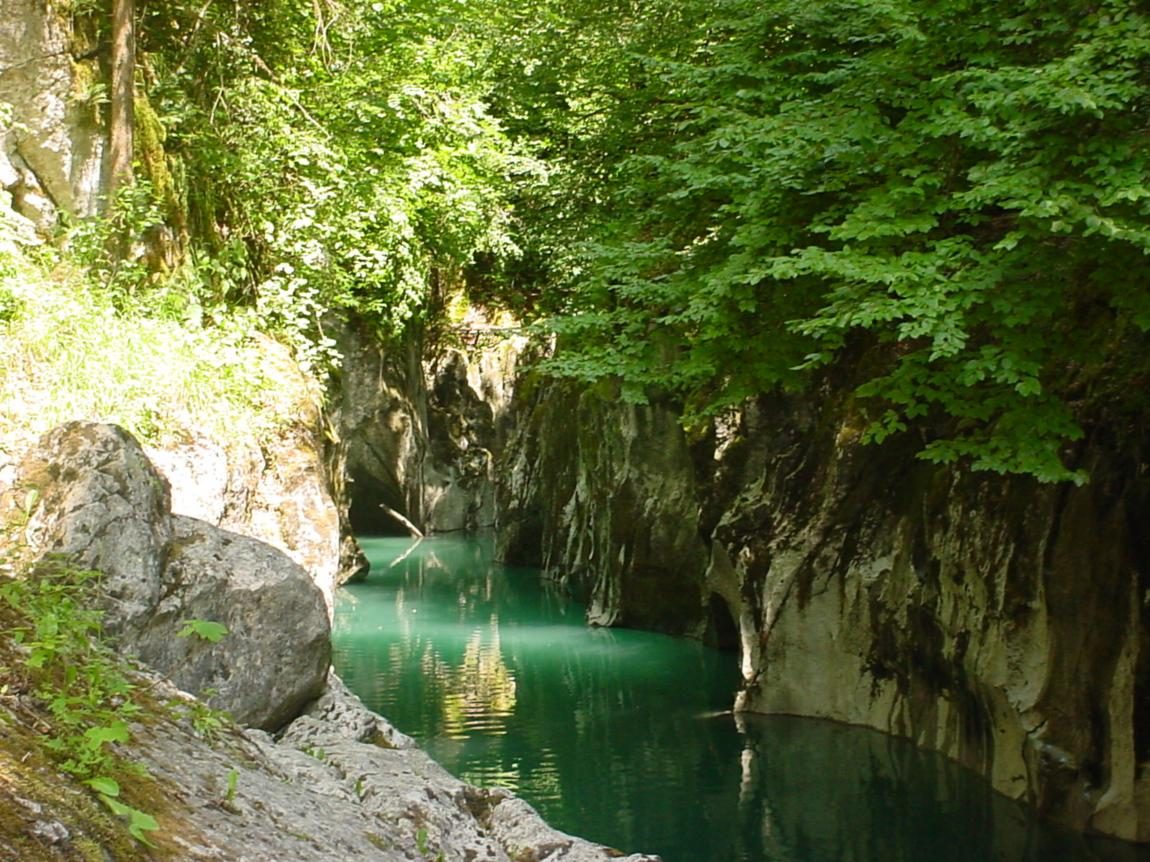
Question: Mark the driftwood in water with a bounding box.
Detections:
[379,503,424,538]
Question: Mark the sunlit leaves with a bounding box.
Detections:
[524,0,1150,481]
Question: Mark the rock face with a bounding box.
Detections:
[145,424,345,612]
[498,381,1150,842]
[0,1,104,230]
[336,320,523,537]
[4,422,331,730]
[141,335,348,611]
[498,381,711,635]
[715,397,1150,843]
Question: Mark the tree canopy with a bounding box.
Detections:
[73,0,1150,480]
[497,0,1150,482]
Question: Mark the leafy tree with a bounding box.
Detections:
[513,0,1150,481]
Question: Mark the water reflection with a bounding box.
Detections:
[333,536,1150,862]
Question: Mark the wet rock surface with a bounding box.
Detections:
[497,380,709,636]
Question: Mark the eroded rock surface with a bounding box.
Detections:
[497,381,709,635]
[0,0,104,230]
[336,320,524,537]
[144,338,346,610]
[3,422,330,731]
[498,381,1150,842]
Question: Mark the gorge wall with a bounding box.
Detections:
[335,319,522,540]
[495,375,1150,843]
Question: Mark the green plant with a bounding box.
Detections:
[224,767,240,807]
[179,693,229,741]
[84,776,159,845]
[65,181,165,310]
[0,559,158,845]
[0,284,20,323]
[177,619,229,643]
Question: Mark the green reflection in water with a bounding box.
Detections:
[333,536,1150,862]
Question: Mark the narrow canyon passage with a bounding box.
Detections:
[332,536,1147,862]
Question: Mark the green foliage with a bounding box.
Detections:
[0,283,20,323]
[177,619,229,644]
[0,564,133,776]
[514,0,1150,481]
[0,238,301,452]
[0,559,158,845]
[179,693,229,741]
[225,768,239,804]
[136,0,528,369]
[65,181,166,311]
[84,777,160,846]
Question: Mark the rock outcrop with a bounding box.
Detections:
[0,665,662,861]
[3,422,331,730]
[497,379,1150,842]
[336,319,523,537]
[0,0,104,231]
[497,381,711,635]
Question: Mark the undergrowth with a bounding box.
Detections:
[0,553,161,850]
[0,210,320,466]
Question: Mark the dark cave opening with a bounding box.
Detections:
[347,468,417,537]
[704,593,740,653]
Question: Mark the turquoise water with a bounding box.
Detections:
[332,536,1150,862]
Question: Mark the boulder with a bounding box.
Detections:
[129,515,330,730]
[11,422,171,632]
[144,336,346,611]
[3,422,331,730]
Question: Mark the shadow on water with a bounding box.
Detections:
[733,714,1149,862]
[333,535,1150,862]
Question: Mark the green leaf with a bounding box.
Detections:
[84,722,130,749]
[102,796,160,846]
[177,619,229,644]
[84,776,120,797]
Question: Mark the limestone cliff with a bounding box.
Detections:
[0,0,104,231]
[497,377,1150,843]
[497,380,713,636]
[335,318,523,538]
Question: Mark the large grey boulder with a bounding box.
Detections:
[129,515,331,730]
[3,422,331,730]
[12,422,172,632]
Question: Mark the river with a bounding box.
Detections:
[332,535,1150,862]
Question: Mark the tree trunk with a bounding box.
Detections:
[107,0,135,206]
